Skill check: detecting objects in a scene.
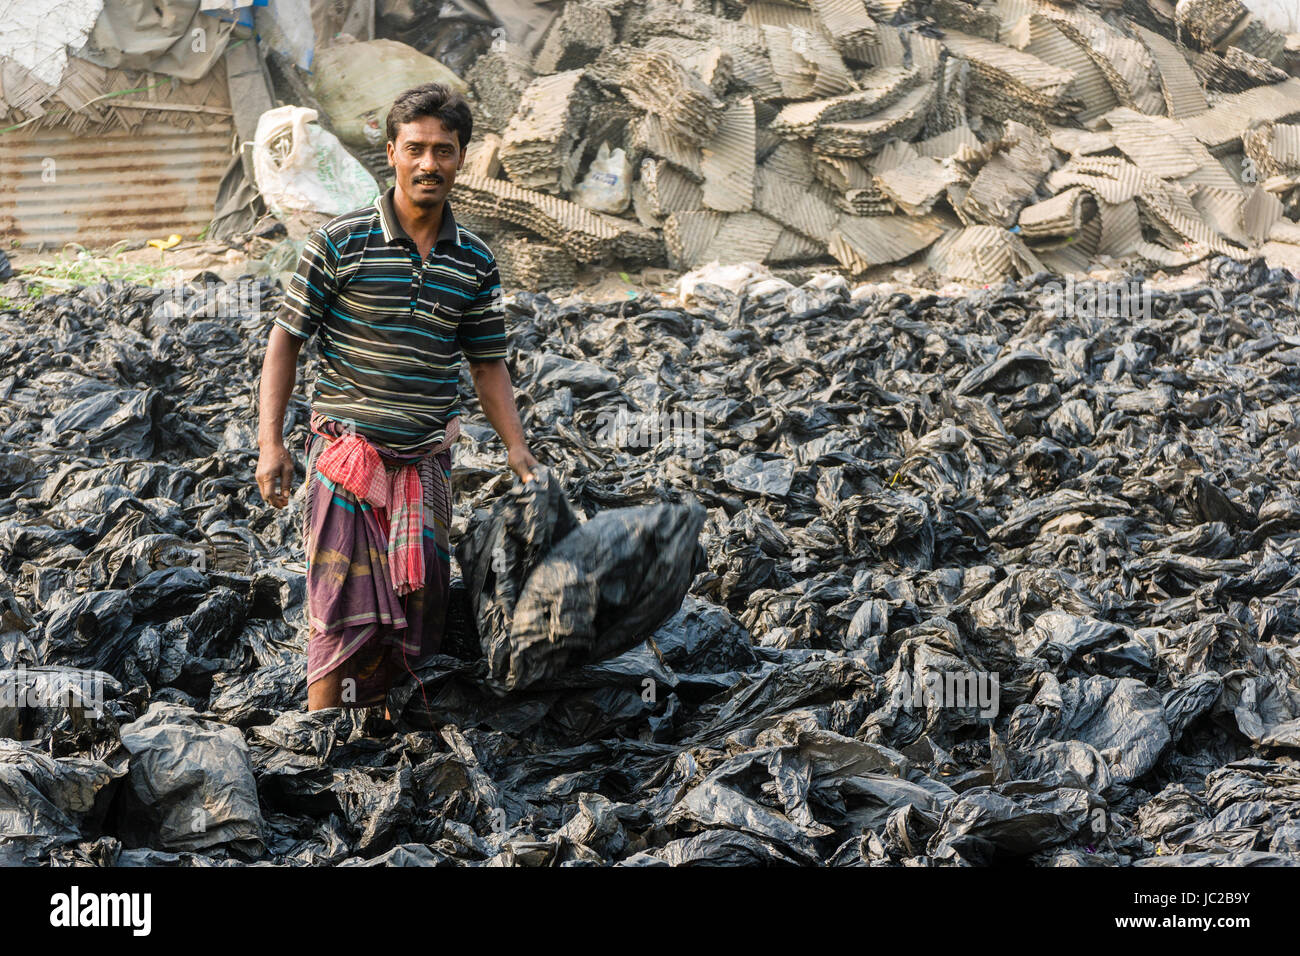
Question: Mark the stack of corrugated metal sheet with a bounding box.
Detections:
[1176,0,1251,48]
[634,157,705,223]
[828,213,948,273]
[589,46,724,146]
[642,37,733,97]
[1017,186,1096,240]
[499,70,591,194]
[622,2,780,100]
[1193,45,1291,91]
[631,113,704,182]
[13,0,1300,281]
[874,156,962,216]
[466,44,538,135]
[447,0,1300,283]
[769,68,919,137]
[453,173,662,262]
[1244,120,1300,178]
[1178,79,1300,152]
[954,121,1056,226]
[809,0,879,63]
[762,24,855,99]
[809,154,898,215]
[1032,5,1166,115]
[939,30,1079,124]
[496,236,580,290]
[812,83,937,156]
[532,1,616,73]
[754,142,841,243]
[1132,24,1210,118]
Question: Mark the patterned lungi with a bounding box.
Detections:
[302,415,457,708]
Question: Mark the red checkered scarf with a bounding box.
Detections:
[311,416,460,597]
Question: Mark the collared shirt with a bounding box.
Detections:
[275,187,507,452]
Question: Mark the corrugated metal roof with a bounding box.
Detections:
[0,119,232,248]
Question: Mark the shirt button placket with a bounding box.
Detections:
[411,248,420,314]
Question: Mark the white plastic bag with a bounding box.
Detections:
[572,143,633,214]
[676,261,778,305]
[252,106,380,220]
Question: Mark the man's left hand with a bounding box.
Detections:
[508,444,540,484]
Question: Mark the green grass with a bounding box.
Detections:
[18,244,184,297]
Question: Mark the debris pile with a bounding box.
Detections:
[453,0,1300,284]
[5,0,1299,278]
[5,257,1300,865]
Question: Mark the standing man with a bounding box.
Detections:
[255,83,538,716]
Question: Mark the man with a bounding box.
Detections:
[255,83,538,716]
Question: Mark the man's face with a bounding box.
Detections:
[387,116,466,209]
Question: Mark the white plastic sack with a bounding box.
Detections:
[677,261,775,305]
[572,143,633,214]
[251,106,379,220]
[310,39,466,149]
[1241,0,1300,34]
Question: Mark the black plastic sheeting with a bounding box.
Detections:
[3,258,1300,866]
[456,466,707,692]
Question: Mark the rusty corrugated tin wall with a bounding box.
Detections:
[0,119,233,249]
[0,53,235,250]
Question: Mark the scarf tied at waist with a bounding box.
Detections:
[309,414,460,597]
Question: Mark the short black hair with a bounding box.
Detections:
[386,83,473,151]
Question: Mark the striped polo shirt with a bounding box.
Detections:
[275,187,507,452]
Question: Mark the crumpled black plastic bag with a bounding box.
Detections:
[457,466,707,691]
[112,702,265,855]
[10,259,1300,867]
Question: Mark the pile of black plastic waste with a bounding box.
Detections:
[3,256,1300,866]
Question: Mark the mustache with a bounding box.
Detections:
[413,174,444,184]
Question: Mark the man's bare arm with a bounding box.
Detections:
[469,358,538,483]
[256,324,305,508]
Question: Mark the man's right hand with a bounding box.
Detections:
[256,442,296,508]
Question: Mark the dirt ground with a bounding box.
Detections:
[0,232,1238,307]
